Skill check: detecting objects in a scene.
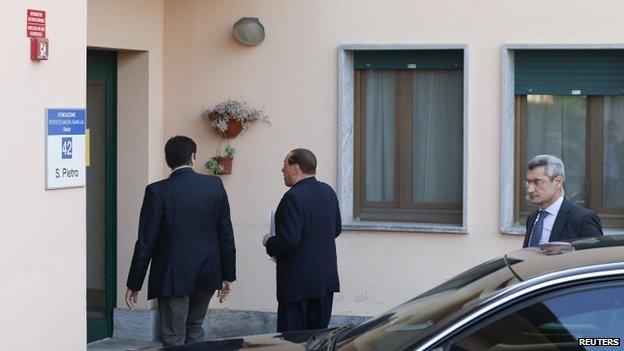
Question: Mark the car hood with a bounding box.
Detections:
[163,329,325,351]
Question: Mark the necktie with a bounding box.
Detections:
[529,210,548,247]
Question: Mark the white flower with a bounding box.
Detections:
[203,98,269,132]
[208,118,229,133]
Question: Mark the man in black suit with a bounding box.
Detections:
[125,136,236,346]
[523,154,603,248]
[262,148,341,332]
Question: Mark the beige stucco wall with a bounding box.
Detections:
[1,0,618,345]
[87,0,164,310]
[162,0,624,317]
[0,1,87,350]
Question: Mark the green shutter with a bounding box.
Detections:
[354,50,463,70]
[515,50,624,95]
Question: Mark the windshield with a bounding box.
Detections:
[336,256,522,351]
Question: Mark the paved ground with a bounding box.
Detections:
[87,338,162,351]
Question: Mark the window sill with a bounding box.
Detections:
[501,225,526,235]
[501,225,624,236]
[343,220,467,234]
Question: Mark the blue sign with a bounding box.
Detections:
[45,107,87,189]
[47,109,86,136]
[61,137,73,159]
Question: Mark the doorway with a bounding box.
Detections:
[86,50,117,342]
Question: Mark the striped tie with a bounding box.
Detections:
[529,210,548,247]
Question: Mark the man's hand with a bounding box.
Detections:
[125,289,138,309]
[217,281,232,303]
[262,233,270,247]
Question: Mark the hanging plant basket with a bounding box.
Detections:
[208,113,244,139]
[203,99,270,139]
[216,156,234,175]
[205,144,236,176]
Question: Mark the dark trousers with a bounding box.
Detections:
[277,292,334,332]
[158,290,215,347]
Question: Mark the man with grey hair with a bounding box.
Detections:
[262,148,341,332]
[522,154,603,248]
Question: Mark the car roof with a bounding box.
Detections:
[504,234,624,282]
[334,235,624,351]
[423,234,624,333]
[410,236,624,351]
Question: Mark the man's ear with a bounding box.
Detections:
[555,175,564,190]
[190,153,196,165]
[293,164,302,175]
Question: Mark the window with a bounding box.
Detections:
[514,50,624,228]
[353,50,464,224]
[447,283,624,350]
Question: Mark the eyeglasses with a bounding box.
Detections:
[522,179,547,189]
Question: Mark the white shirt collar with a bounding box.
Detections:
[542,195,564,216]
[171,165,192,174]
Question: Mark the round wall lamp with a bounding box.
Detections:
[233,17,265,46]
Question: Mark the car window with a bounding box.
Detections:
[447,282,624,351]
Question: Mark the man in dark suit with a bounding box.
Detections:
[125,136,236,346]
[523,154,603,248]
[262,148,341,332]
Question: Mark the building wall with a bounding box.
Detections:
[0,0,617,346]
[0,1,87,350]
[87,0,165,310]
[163,0,624,317]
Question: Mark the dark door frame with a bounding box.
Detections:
[86,49,117,343]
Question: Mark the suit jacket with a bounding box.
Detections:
[266,177,341,303]
[126,167,236,299]
[523,197,603,248]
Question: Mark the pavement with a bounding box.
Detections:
[87,338,162,351]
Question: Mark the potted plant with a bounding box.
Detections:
[216,144,235,175]
[205,157,224,175]
[205,144,236,175]
[202,98,269,139]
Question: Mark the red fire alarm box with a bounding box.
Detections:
[30,37,49,61]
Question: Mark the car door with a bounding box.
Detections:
[435,279,624,351]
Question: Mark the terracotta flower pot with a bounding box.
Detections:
[223,120,243,139]
[216,156,234,175]
[208,113,244,139]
